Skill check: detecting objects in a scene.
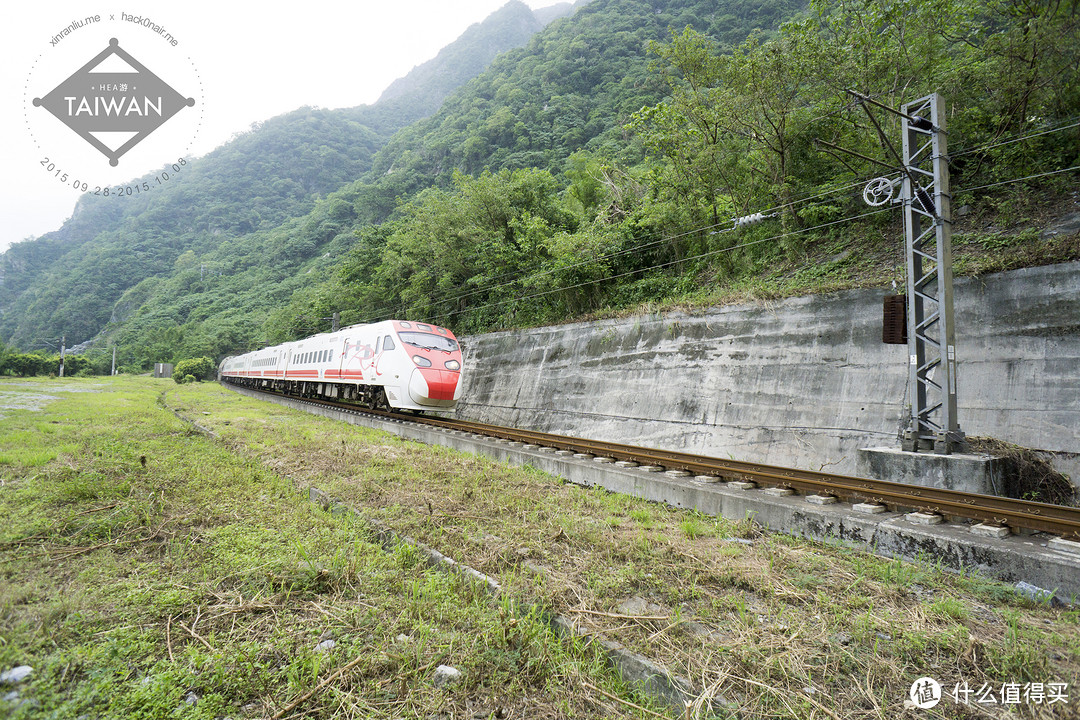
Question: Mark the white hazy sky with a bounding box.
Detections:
[1,0,547,253]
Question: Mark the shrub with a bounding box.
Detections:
[172,357,215,383]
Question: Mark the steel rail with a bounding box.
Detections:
[411,416,1080,537]
[241,386,1080,539]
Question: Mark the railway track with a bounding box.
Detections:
[243,385,1080,541]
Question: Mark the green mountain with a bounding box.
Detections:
[363,0,576,133]
[0,0,561,352]
[2,0,1077,374]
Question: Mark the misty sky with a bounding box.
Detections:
[1,0,547,253]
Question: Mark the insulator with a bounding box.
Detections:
[913,186,936,215]
[910,116,934,131]
[732,212,766,228]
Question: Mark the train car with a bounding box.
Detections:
[219,320,463,412]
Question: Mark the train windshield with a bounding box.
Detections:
[398,331,458,353]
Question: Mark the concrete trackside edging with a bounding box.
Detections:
[193,387,694,713]
[226,385,1080,604]
[304,486,695,713]
[160,391,220,440]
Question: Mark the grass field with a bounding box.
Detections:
[1,377,1077,719]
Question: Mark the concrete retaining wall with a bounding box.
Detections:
[458,261,1080,486]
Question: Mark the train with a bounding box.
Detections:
[218,319,463,412]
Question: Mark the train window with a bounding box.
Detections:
[384,335,396,351]
[417,323,432,331]
[399,321,411,329]
[398,332,458,353]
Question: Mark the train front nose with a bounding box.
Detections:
[408,367,461,407]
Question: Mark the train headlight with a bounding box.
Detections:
[412,355,432,367]
[444,360,460,371]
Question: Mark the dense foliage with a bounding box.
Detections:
[2,0,1077,370]
[0,343,104,377]
[172,357,216,383]
[333,0,1080,334]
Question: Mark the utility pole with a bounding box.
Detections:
[111,345,117,376]
[59,335,66,378]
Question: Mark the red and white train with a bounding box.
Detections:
[219,319,463,412]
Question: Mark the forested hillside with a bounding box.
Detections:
[331,0,1078,336]
[2,0,1077,375]
[0,1,558,355]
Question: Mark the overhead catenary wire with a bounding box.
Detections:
[432,207,894,324]
[384,159,1078,327]
[353,174,886,325]
[342,124,1078,329]
[957,164,1080,194]
[354,105,1080,324]
[951,117,1080,158]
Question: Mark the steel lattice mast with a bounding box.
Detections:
[899,93,965,454]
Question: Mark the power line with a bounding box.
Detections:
[951,117,1080,158]
[374,159,1078,327]
[436,207,894,323]
[345,127,1078,328]
[356,175,883,324]
[957,164,1080,194]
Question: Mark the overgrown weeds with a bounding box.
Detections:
[166,380,1079,719]
[0,377,651,719]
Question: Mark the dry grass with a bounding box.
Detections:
[165,382,1080,720]
[0,378,658,719]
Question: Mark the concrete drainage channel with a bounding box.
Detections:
[229,386,1080,605]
